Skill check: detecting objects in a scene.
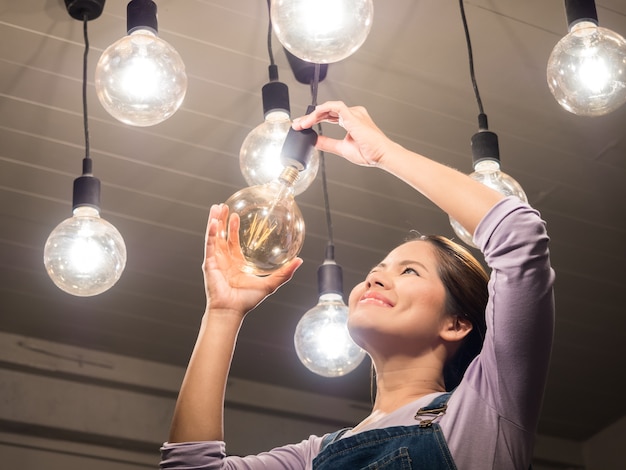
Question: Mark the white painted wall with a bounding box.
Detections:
[1,332,623,469]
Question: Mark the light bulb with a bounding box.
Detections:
[225,166,305,275]
[547,2,626,116]
[450,127,527,248]
[270,0,374,63]
[450,160,528,247]
[295,292,366,377]
[44,205,127,297]
[95,0,187,126]
[240,111,319,196]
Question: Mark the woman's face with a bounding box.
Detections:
[347,240,449,354]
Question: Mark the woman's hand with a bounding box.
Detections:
[202,204,302,318]
[292,101,397,167]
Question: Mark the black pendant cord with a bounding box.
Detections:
[308,64,332,250]
[317,124,334,251]
[82,14,92,174]
[458,0,487,128]
[266,0,275,67]
[310,62,321,107]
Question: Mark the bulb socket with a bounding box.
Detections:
[127,0,158,34]
[65,0,106,21]
[284,48,329,85]
[73,175,101,210]
[262,81,290,117]
[471,130,500,165]
[280,126,317,171]
[565,0,598,28]
[318,260,344,297]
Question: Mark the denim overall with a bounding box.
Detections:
[313,391,457,470]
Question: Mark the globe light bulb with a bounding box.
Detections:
[270,0,374,63]
[227,118,317,274]
[95,0,187,126]
[450,127,527,248]
[44,175,126,296]
[225,165,305,275]
[547,1,626,116]
[240,110,319,196]
[294,255,366,377]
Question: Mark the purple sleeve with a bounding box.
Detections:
[470,196,555,431]
[160,436,322,470]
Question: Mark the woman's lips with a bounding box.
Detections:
[359,291,393,307]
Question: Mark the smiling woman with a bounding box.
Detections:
[160,101,555,470]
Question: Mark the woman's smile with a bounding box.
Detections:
[359,291,394,308]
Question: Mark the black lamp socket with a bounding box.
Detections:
[318,260,344,297]
[280,126,317,171]
[262,81,290,117]
[284,48,329,84]
[127,0,158,34]
[471,130,500,165]
[73,175,101,210]
[565,0,598,28]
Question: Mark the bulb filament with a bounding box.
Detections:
[245,210,278,250]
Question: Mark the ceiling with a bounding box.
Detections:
[1,0,625,444]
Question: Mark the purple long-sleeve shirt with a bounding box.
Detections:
[161,197,555,469]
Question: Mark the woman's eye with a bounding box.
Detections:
[402,267,419,276]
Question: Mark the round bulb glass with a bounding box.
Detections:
[240,111,319,196]
[450,160,528,248]
[547,21,626,116]
[225,166,305,275]
[95,29,187,126]
[294,293,366,377]
[44,206,127,296]
[271,0,374,63]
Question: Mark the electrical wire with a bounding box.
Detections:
[82,15,92,172]
[317,124,335,249]
[458,0,487,125]
[266,0,275,67]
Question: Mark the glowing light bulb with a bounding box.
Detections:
[270,0,374,63]
[240,111,319,196]
[225,166,305,275]
[547,1,626,116]
[44,205,126,297]
[294,256,366,377]
[95,0,187,126]
[450,127,527,248]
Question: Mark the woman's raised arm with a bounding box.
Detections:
[167,203,301,443]
[293,101,504,238]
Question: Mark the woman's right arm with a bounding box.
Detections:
[167,204,301,444]
[293,101,504,238]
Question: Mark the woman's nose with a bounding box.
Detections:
[366,270,388,288]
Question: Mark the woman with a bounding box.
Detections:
[161,102,555,469]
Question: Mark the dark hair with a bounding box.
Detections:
[415,234,489,390]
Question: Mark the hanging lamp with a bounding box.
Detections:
[449,0,528,248]
[547,0,626,116]
[45,0,127,297]
[95,0,187,126]
[239,0,320,195]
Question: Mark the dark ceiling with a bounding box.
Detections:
[1,0,625,443]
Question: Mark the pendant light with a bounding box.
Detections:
[547,0,626,116]
[449,115,528,247]
[45,1,127,297]
[449,0,527,248]
[270,0,374,64]
[225,107,317,275]
[95,0,187,126]
[294,125,366,377]
[239,1,319,196]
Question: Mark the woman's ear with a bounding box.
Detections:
[440,315,473,343]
